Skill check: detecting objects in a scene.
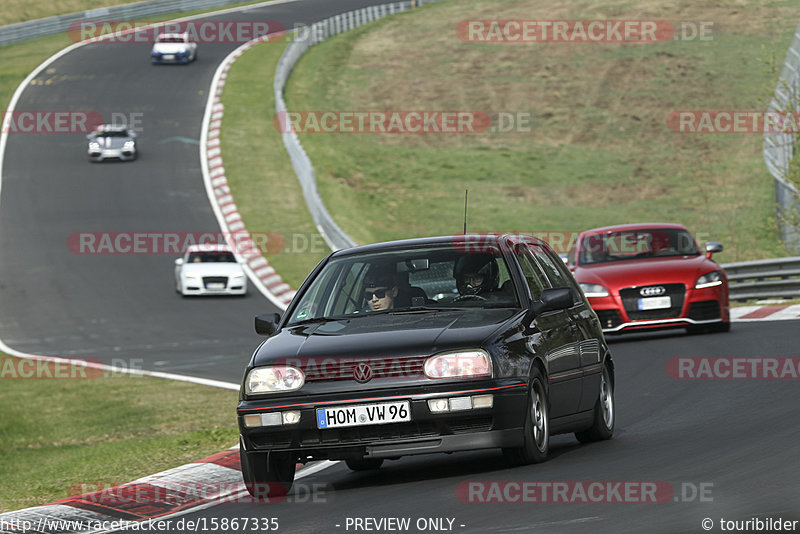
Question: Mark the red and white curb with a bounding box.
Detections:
[730,304,800,322]
[0,448,333,533]
[200,30,295,311]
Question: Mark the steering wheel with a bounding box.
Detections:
[453,294,488,302]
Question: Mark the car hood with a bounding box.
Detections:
[152,43,190,53]
[252,309,517,366]
[574,254,720,290]
[180,263,244,276]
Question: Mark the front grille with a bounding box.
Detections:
[448,416,492,434]
[620,283,685,320]
[688,300,721,321]
[202,276,228,287]
[250,417,492,450]
[595,310,622,329]
[302,356,426,382]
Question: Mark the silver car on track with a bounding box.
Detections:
[87,125,137,162]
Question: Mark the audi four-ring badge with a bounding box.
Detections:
[237,235,615,496]
[568,223,730,334]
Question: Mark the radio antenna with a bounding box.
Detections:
[463,189,469,235]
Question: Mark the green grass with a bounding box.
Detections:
[219,35,331,289]
[2,0,146,26]
[0,354,239,513]
[261,0,799,278]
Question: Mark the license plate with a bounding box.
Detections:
[638,296,671,310]
[163,54,175,60]
[206,282,225,290]
[316,401,411,429]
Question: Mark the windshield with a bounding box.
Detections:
[187,251,237,263]
[287,245,520,325]
[94,130,130,137]
[158,36,188,43]
[578,228,700,265]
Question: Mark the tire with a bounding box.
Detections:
[345,458,384,471]
[575,364,614,443]
[503,370,549,466]
[712,321,730,333]
[240,448,296,499]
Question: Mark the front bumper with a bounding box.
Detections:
[151,53,192,64]
[238,380,528,461]
[590,284,729,333]
[88,148,136,162]
[180,276,247,295]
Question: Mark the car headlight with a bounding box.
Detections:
[579,283,610,298]
[232,272,245,279]
[123,141,135,148]
[424,350,491,379]
[89,142,100,150]
[183,272,201,279]
[246,366,305,394]
[695,270,723,289]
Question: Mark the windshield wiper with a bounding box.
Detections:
[288,316,346,326]
[388,306,463,314]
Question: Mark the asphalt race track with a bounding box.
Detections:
[114,321,800,534]
[0,0,393,384]
[2,1,800,532]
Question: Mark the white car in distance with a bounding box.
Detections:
[175,244,247,296]
[151,32,197,64]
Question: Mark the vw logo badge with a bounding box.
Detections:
[354,362,373,383]
[640,286,666,297]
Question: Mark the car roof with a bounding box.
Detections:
[330,234,548,258]
[185,244,233,253]
[157,32,188,39]
[580,222,689,235]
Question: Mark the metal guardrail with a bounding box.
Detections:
[0,0,253,47]
[274,0,444,251]
[764,19,800,254]
[722,257,800,301]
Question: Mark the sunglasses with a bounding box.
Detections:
[364,287,390,299]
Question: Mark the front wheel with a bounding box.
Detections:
[575,364,614,443]
[240,448,296,499]
[503,370,549,466]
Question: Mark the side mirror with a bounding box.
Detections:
[524,287,573,324]
[255,313,281,336]
[174,258,184,266]
[705,241,723,258]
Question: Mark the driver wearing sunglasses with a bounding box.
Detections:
[363,271,398,312]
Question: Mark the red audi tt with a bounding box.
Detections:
[568,223,730,334]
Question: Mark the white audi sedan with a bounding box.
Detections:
[174,244,247,296]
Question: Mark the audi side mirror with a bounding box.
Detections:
[705,241,723,258]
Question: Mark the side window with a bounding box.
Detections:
[515,249,548,300]
[535,248,583,305]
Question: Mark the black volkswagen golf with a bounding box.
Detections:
[237,234,615,495]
